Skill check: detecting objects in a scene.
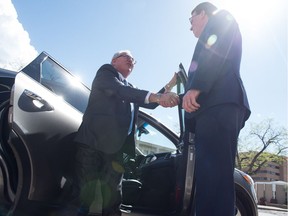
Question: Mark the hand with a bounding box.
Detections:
[182,89,201,112]
[159,92,179,107]
[164,72,178,93]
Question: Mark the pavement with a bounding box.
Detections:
[91,205,288,215]
[90,206,288,216]
[258,205,288,212]
[122,206,288,216]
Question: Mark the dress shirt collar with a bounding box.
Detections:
[118,72,129,85]
[118,72,125,82]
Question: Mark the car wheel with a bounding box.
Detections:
[235,195,252,216]
[0,101,33,215]
[0,101,15,214]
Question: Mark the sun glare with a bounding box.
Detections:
[216,0,285,34]
[69,75,83,89]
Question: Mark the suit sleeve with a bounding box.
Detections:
[94,64,150,104]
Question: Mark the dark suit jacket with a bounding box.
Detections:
[75,64,164,156]
[185,9,250,121]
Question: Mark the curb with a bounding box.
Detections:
[258,205,288,212]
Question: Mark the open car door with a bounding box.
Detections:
[7,52,90,214]
[174,63,197,215]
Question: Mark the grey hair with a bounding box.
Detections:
[111,50,133,63]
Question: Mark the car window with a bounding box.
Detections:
[140,88,180,137]
[136,121,176,155]
[40,57,90,113]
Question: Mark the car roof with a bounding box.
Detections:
[0,67,17,78]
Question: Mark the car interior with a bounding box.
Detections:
[122,115,183,214]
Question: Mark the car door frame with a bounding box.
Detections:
[8,52,87,209]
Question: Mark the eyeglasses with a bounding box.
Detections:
[189,13,200,24]
[117,54,137,65]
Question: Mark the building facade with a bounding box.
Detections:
[251,156,288,206]
[251,157,288,182]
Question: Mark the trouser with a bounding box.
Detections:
[186,104,246,216]
[68,143,124,216]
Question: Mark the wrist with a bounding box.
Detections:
[149,93,162,104]
[156,93,161,104]
[164,83,173,92]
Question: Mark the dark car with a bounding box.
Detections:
[0,52,258,216]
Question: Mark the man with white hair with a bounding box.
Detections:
[69,50,179,216]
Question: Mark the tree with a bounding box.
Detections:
[236,118,288,175]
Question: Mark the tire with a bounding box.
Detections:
[0,101,15,214]
[235,193,256,216]
[235,197,248,216]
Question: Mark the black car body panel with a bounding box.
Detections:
[0,52,258,216]
[0,68,16,106]
[12,72,83,201]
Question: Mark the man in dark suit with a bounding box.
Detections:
[182,2,251,216]
[71,50,179,216]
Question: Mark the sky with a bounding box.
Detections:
[0,0,287,131]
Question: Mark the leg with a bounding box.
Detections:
[194,104,245,216]
[67,144,101,216]
[101,152,124,216]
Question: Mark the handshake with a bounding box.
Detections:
[158,92,179,108]
[149,92,179,108]
[148,72,180,107]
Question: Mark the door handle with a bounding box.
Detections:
[24,89,54,110]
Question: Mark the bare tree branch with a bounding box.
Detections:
[236,118,288,176]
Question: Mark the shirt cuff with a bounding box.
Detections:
[145,92,151,104]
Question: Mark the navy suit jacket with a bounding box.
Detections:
[75,64,164,157]
[185,10,250,121]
